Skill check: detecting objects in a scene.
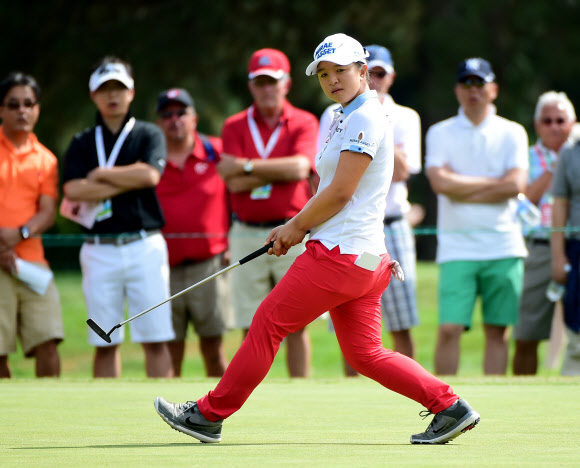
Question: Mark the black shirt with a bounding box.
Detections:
[61,112,167,234]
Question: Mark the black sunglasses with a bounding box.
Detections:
[459,77,486,88]
[369,70,388,79]
[540,117,566,126]
[3,99,37,110]
[160,109,188,120]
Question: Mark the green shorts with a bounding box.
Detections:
[438,258,524,329]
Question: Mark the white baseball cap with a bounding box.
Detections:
[305,33,369,76]
[89,62,134,92]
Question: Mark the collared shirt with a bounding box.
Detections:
[425,106,529,263]
[0,127,58,263]
[156,133,229,266]
[318,93,421,216]
[61,112,167,234]
[221,100,318,223]
[310,90,393,255]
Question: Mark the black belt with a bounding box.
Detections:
[235,218,290,228]
[85,229,160,246]
[528,238,549,245]
[384,215,403,225]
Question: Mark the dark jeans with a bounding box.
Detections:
[564,239,580,332]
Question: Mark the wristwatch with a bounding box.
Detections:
[19,226,30,240]
[243,159,254,174]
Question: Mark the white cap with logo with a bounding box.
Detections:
[305,33,369,76]
[89,63,134,92]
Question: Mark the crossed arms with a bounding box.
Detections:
[63,162,160,202]
[217,154,312,193]
[427,165,526,203]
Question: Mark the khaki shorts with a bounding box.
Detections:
[229,221,306,329]
[170,254,232,339]
[0,265,64,357]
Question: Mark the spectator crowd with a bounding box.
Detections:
[1,42,579,379]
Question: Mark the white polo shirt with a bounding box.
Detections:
[318,94,420,217]
[310,90,393,256]
[425,107,529,263]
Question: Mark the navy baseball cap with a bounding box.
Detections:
[156,88,194,112]
[456,58,495,83]
[366,45,394,74]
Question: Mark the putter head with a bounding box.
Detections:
[87,318,112,343]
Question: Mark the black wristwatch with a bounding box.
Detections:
[19,226,30,240]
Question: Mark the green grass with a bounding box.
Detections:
[1,378,579,467]
[6,262,564,378]
[3,262,579,466]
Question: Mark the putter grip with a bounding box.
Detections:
[239,241,275,265]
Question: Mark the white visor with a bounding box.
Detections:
[89,63,134,92]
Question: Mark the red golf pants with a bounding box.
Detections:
[197,241,458,420]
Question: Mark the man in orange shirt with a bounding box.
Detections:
[0,72,63,378]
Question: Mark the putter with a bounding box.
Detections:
[87,240,275,343]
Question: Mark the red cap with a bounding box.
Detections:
[248,48,290,80]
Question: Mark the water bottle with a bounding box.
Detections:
[546,281,566,302]
[516,193,541,227]
[546,264,572,302]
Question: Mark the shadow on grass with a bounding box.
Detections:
[12,442,411,450]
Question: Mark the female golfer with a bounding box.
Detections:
[155,33,480,445]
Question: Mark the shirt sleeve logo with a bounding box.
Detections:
[349,131,375,148]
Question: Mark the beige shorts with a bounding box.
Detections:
[229,221,306,329]
[170,254,232,339]
[0,265,64,357]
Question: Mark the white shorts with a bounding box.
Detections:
[80,233,175,346]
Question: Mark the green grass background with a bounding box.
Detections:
[4,262,567,378]
[1,378,579,467]
[2,262,580,466]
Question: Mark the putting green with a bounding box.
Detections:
[1,377,578,467]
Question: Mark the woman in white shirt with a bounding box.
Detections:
[155,33,480,446]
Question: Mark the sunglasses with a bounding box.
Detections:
[540,117,567,126]
[160,109,188,120]
[369,70,388,79]
[459,77,486,88]
[3,99,37,110]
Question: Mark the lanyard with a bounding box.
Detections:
[533,142,552,171]
[95,117,136,168]
[247,106,283,159]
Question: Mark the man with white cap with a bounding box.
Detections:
[318,44,422,368]
[62,56,174,378]
[216,48,319,377]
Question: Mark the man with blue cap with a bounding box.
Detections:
[318,44,422,373]
[425,57,529,375]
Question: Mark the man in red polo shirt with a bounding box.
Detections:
[217,48,318,377]
[156,88,231,377]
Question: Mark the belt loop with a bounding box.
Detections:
[94,235,100,246]
[139,229,147,239]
